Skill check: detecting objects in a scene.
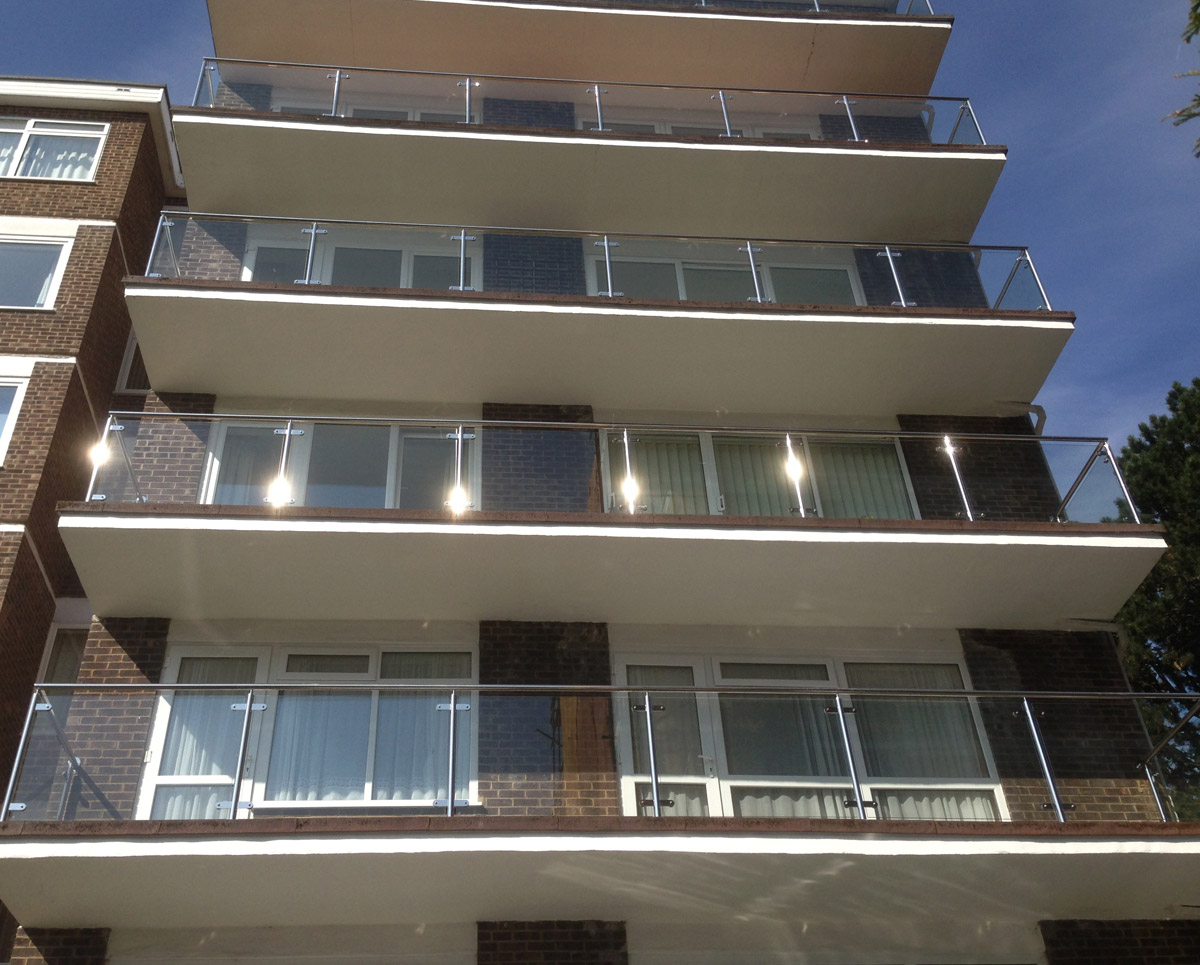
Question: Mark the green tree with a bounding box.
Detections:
[1166,0,1200,156]
[1118,378,1200,818]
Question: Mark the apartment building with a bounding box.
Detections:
[1,1,1197,963]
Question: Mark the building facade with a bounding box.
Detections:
[1,2,1197,963]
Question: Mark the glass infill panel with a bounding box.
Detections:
[89,416,218,506]
[806,438,914,520]
[612,432,708,515]
[211,424,287,506]
[413,253,472,290]
[926,98,984,146]
[1042,441,1135,524]
[681,263,759,303]
[712,435,806,518]
[330,246,405,288]
[840,96,935,145]
[600,83,725,138]
[265,690,372,801]
[478,425,601,513]
[395,430,463,511]
[948,436,1064,523]
[751,242,865,307]
[338,69,465,125]
[731,786,852,819]
[304,423,390,509]
[604,260,680,300]
[248,245,309,284]
[627,666,705,777]
[1144,698,1200,821]
[844,664,989,781]
[6,690,144,821]
[720,89,828,143]
[207,61,330,115]
[718,693,849,778]
[373,690,466,803]
[890,247,990,310]
[474,76,595,132]
[635,781,709,817]
[977,249,1048,311]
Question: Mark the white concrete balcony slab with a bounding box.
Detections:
[205,0,953,95]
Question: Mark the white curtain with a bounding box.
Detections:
[713,436,803,517]
[844,663,988,779]
[213,426,283,505]
[0,132,18,175]
[733,786,850,819]
[159,657,259,779]
[150,785,227,820]
[627,665,705,776]
[17,135,98,178]
[637,781,708,817]
[265,692,371,801]
[619,435,708,514]
[876,788,997,821]
[808,440,914,519]
[718,694,846,778]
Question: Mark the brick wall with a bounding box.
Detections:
[172,218,250,281]
[477,621,621,817]
[1040,920,1200,964]
[818,111,932,143]
[482,234,588,296]
[482,98,577,130]
[480,403,601,513]
[853,247,989,308]
[962,629,1159,822]
[214,82,273,112]
[897,414,1061,522]
[478,921,628,965]
[9,927,109,965]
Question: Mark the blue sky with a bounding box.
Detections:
[4,0,1196,446]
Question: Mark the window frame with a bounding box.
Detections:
[0,235,73,310]
[0,373,30,465]
[0,117,108,182]
[613,651,1006,822]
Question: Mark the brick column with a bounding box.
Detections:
[963,629,1159,821]
[1040,920,1200,963]
[10,927,109,965]
[478,921,627,965]
[477,621,620,817]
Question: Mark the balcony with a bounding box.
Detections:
[204,0,952,95]
[127,214,1067,412]
[176,60,1004,239]
[58,415,1164,627]
[1,681,1195,934]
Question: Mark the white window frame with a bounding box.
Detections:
[0,118,108,182]
[598,429,920,520]
[138,642,478,818]
[612,652,1006,822]
[115,333,151,394]
[0,235,73,310]
[202,420,482,511]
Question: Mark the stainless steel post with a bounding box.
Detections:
[1105,441,1141,523]
[325,71,349,117]
[111,422,147,504]
[882,246,908,306]
[228,688,257,820]
[1025,248,1053,310]
[450,231,476,291]
[643,691,662,817]
[162,218,182,277]
[445,688,458,817]
[740,243,766,302]
[277,418,295,482]
[948,102,969,144]
[85,414,114,501]
[838,97,861,141]
[833,694,866,819]
[458,76,476,123]
[965,99,986,144]
[590,85,608,131]
[1022,697,1066,822]
[300,222,322,284]
[146,214,167,276]
[598,236,618,297]
[784,433,806,518]
[1140,762,1169,822]
[993,251,1025,310]
[2,690,43,818]
[715,90,735,137]
[940,435,974,521]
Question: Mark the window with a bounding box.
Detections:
[139,644,476,819]
[0,237,72,309]
[615,655,1001,821]
[600,430,917,520]
[0,118,107,181]
[203,421,479,511]
[116,335,151,393]
[0,374,29,464]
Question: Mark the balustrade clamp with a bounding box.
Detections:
[639,798,674,809]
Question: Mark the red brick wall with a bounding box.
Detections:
[478,621,621,817]
[478,921,628,965]
[1040,920,1200,963]
[9,927,109,965]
